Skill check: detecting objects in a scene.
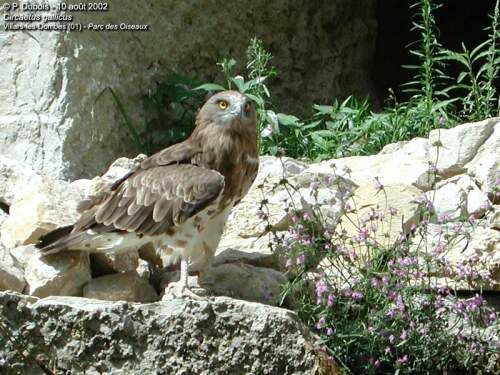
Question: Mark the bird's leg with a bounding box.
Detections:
[163,258,203,300]
[179,258,202,299]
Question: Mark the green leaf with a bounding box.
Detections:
[277,113,300,126]
[231,76,246,92]
[193,83,226,92]
[313,104,333,115]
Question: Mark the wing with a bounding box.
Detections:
[140,141,201,169]
[76,164,224,236]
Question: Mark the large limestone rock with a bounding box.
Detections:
[219,165,356,265]
[426,182,467,222]
[429,118,496,178]
[306,144,435,191]
[24,251,91,298]
[412,225,499,291]
[0,156,42,206]
[83,271,158,302]
[342,184,422,247]
[0,176,84,248]
[0,292,340,374]
[465,119,500,198]
[0,1,376,180]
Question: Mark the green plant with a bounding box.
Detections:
[441,0,500,121]
[195,38,276,152]
[402,0,457,132]
[141,72,205,154]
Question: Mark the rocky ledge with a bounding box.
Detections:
[0,292,338,374]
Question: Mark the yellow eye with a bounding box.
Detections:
[218,100,228,110]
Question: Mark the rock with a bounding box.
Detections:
[257,156,309,182]
[0,176,84,248]
[410,224,499,291]
[467,189,491,218]
[342,184,422,247]
[214,248,279,270]
[25,251,91,298]
[161,263,286,306]
[90,250,140,277]
[8,244,38,270]
[219,169,355,266]
[434,174,490,219]
[0,210,7,228]
[83,272,158,302]
[465,119,500,199]
[0,2,376,180]
[0,156,42,206]
[0,248,25,293]
[306,152,435,191]
[201,263,286,305]
[426,182,466,222]
[380,137,430,159]
[429,118,496,178]
[488,205,500,230]
[0,292,340,374]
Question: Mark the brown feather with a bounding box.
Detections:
[38,90,258,254]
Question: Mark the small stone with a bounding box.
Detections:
[90,250,140,277]
[199,263,286,305]
[83,271,158,302]
[0,248,25,293]
[25,251,91,298]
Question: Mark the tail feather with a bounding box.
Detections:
[36,225,92,256]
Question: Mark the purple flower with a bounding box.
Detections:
[325,175,336,185]
[296,254,305,265]
[384,346,391,355]
[386,309,397,318]
[396,354,409,366]
[326,327,334,336]
[316,316,326,330]
[358,227,369,242]
[371,278,381,288]
[351,291,364,301]
[327,293,336,307]
[400,330,408,341]
[315,279,328,298]
[285,259,293,268]
[396,294,406,313]
[388,334,395,344]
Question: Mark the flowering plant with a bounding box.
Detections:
[263,165,498,374]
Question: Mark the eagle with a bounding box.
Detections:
[37,91,259,298]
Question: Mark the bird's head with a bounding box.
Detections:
[195,90,257,133]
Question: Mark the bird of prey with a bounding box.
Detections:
[37,91,259,298]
